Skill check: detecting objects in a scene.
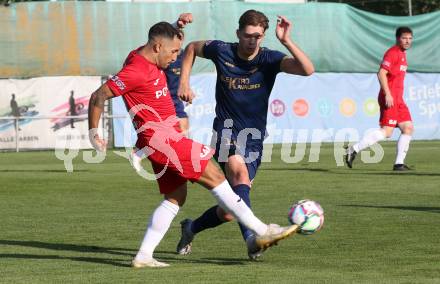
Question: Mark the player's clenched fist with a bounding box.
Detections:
[177,13,193,29]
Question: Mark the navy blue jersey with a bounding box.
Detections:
[165,51,187,118]
[203,40,285,144]
[165,51,182,97]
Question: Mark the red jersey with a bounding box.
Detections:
[106,47,179,140]
[107,47,214,194]
[379,45,408,101]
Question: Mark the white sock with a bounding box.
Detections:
[395,134,411,164]
[210,180,267,236]
[135,200,179,261]
[352,129,385,153]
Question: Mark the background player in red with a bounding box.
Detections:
[88,20,298,268]
[345,27,414,171]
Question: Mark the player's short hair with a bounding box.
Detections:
[148,22,183,42]
[238,9,269,32]
[395,26,413,38]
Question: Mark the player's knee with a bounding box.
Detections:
[228,171,250,185]
[166,197,186,207]
[403,125,414,135]
[199,160,227,188]
[164,186,187,207]
[383,129,393,138]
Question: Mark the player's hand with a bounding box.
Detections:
[88,128,107,152]
[385,94,394,108]
[178,84,195,104]
[177,13,193,29]
[276,15,292,45]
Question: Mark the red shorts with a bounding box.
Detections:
[379,100,412,128]
[137,136,214,194]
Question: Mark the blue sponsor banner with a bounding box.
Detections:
[112,73,440,147]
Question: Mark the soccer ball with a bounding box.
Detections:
[288,199,324,235]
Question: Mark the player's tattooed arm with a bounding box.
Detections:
[178,41,206,103]
[88,84,114,129]
[87,84,114,151]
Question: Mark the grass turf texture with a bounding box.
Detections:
[0,141,439,283]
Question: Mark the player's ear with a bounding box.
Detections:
[153,41,162,53]
[236,29,240,39]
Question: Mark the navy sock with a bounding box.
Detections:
[233,184,253,241]
[190,205,225,234]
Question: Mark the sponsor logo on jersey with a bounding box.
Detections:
[155,87,169,99]
[382,60,391,67]
[224,61,235,68]
[111,75,126,90]
[153,78,160,86]
[171,68,181,75]
[220,75,261,90]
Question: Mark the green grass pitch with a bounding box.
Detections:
[0,141,439,283]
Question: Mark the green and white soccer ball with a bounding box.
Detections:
[288,199,324,234]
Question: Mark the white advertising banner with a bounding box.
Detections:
[112,72,440,146]
[0,76,102,149]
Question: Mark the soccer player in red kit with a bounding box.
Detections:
[345,27,414,171]
[87,20,298,268]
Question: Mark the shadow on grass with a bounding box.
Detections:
[0,240,135,256]
[0,240,247,266]
[0,253,131,267]
[155,254,246,266]
[340,204,440,213]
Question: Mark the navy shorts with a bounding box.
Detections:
[212,134,263,181]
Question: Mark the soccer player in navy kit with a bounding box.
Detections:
[166,52,189,133]
[177,10,314,259]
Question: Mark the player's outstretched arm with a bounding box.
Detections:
[88,84,114,151]
[276,16,314,76]
[178,41,206,104]
[377,68,394,108]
